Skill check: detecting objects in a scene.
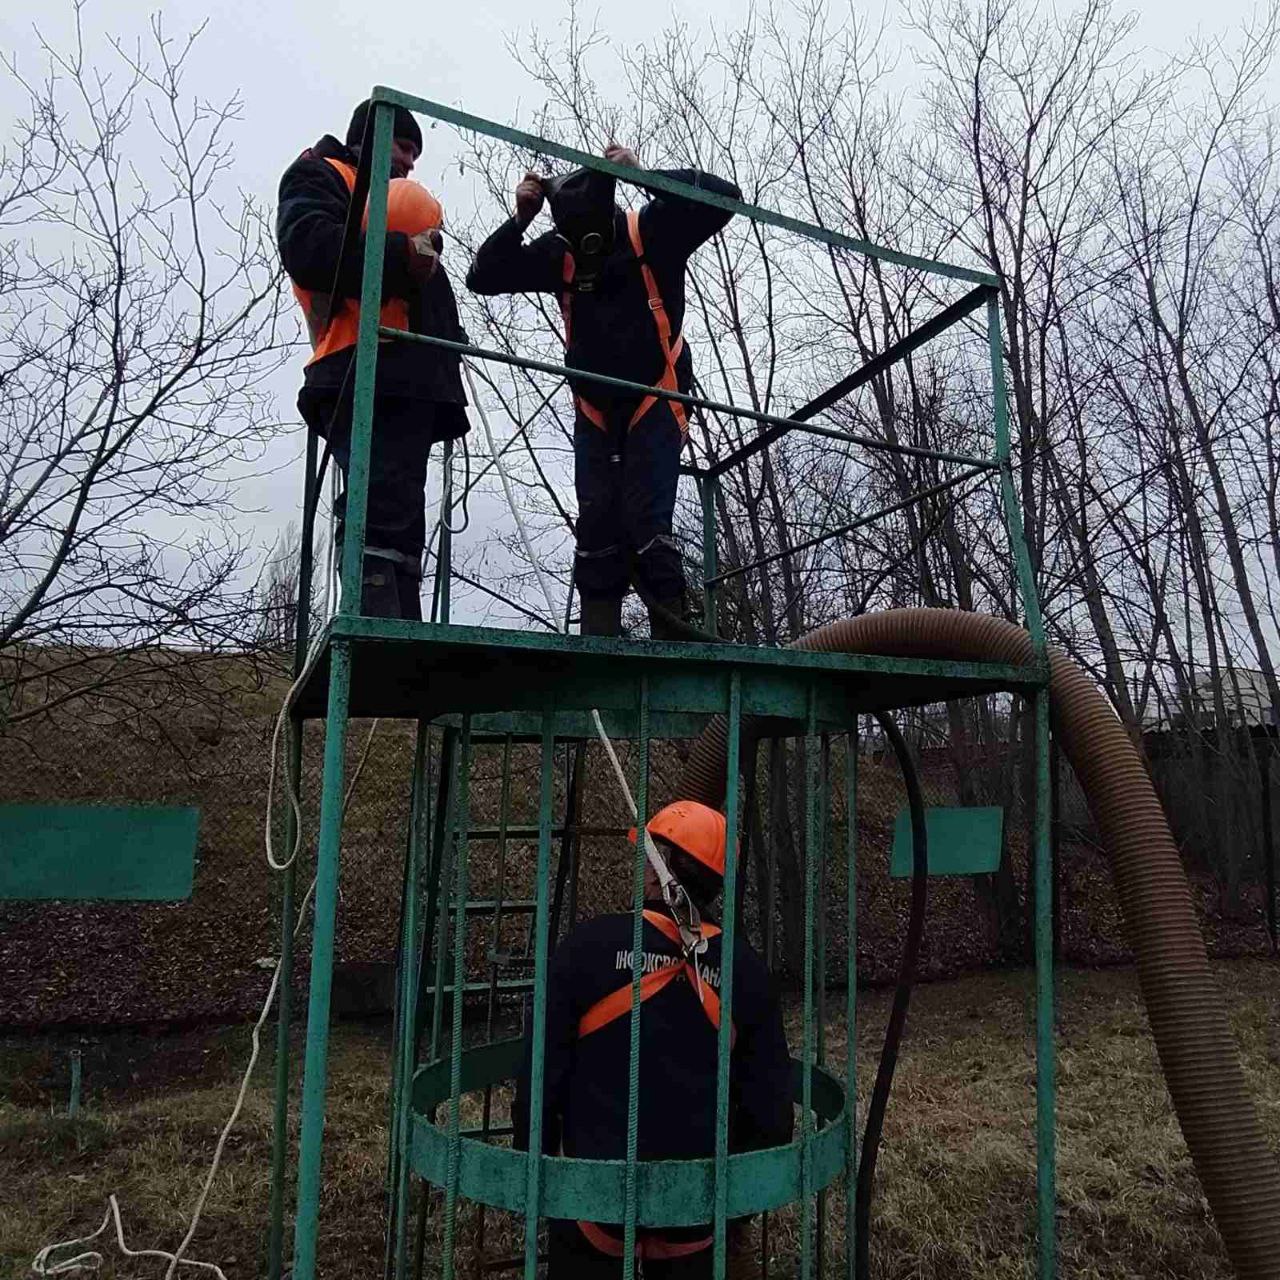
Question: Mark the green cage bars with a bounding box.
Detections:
[266,90,1055,1280]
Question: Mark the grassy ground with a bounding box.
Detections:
[2,959,1277,1279]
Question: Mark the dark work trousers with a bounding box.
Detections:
[547,1219,711,1280]
[299,387,434,619]
[573,396,685,604]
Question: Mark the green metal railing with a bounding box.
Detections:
[267,87,1056,1280]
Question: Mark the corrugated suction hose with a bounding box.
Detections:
[680,608,1280,1278]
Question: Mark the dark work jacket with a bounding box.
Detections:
[466,169,741,409]
[277,134,469,439]
[511,901,793,1173]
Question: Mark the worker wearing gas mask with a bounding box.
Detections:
[466,147,741,638]
[512,801,792,1277]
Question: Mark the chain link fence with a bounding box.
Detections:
[1,672,1274,1027]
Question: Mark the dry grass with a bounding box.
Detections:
[2,959,1277,1279]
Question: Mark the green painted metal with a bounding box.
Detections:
[1034,690,1056,1277]
[270,427,321,1280]
[291,638,355,1280]
[383,326,997,475]
[844,733,859,1280]
[436,439,454,625]
[280,81,1060,1280]
[816,734,831,1273]
[335,100,393,620]
[801,691,819,1279]
[391,722,430,1280]
[622,685,650,1278]
[68,1050,82,1119]
[441,716,473,1280]
[987,296,1046,656]
[522,716,557,1278]
[0,804,197,901]
[889,806,1004,878]
[713,674,743,1274]
[412,1043,849,1220]
[368,86,998,288]
[414,726,456,1060]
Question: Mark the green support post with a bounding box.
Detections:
[334,105,392,618]
[391,722,431,1280]
[801,690,820,1279]
[816,734,830,1274]
[275,85,1059,1280]
[270,428,319,1280]
[987,294,1046,656]
[291,98,393,1280]
[1034,689,1056,1279]
[712,674,743,1275]
[434,440,454,624]
[622,683,651,1279]
[523,716,558,1278]
[844,730,858,1279]
[290,639,355,1280]
[442,718,473,1280]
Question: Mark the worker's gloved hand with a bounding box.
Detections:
[515,171,545,227]
[406,230,442,284]
[604,142,639,168]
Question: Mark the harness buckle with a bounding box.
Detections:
[648,297,665,312]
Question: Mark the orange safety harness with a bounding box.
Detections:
[291,158,411,366]
[558,209,689,439]
[573,908,733,1261]
[576,910,733,1041]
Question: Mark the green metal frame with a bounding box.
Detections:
[268,88,1056,1280]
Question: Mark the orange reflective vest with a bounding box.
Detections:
[291,158,410,366]
[573,908,731,1260]
[558,210,689,438]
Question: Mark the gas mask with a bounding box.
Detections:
[544,168,618,292]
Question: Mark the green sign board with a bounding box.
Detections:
[0,804,198,901]
[890,805,1004,878]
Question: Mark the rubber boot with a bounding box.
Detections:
[647,592,689,641]
[580,595,623,637]
[358,556,402,619]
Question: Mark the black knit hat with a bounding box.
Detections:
[346,100,423,155]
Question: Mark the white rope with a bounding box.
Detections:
[32,1196,227,1279]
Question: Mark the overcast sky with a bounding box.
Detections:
[1,0,1269,622]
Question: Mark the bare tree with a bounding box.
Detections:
[0,7,290,738]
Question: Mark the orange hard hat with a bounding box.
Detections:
[362,178,443,236]
[628,800,729,878]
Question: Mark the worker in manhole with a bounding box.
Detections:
[466,146,740,639]
[278,100,471,619]
[513,800,793,1276]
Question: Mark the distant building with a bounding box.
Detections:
[1192,669,1279,728]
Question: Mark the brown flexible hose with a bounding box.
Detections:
[680,608,1280,1277]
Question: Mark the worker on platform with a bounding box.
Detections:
[278,100,470,620]
[466,147,741,638]
[513,800,792,1277]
